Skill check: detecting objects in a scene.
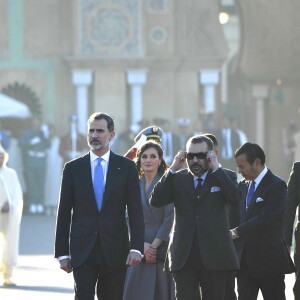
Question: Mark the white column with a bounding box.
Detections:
[252,85,269,148]
[72,70,93,134]
[199,69,220,113]
[126,69,147,128]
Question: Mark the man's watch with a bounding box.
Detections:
[231,228,239,239]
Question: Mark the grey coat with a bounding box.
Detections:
[123,174,175,300]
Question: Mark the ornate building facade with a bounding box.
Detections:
[0,0,300,179]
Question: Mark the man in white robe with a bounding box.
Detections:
[0,143,23,286]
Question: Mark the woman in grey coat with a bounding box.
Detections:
[123,141,175,300]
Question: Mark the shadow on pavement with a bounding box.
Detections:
[0,285,73,293]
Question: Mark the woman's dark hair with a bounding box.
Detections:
[135,141,167,178]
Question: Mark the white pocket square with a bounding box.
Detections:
[211,186,221,192]
[256,197,264,203]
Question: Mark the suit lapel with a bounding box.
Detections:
[239,181,248,221]
[101,152,121,209]
[80,153,99,210]
[200,169,213,197]
[246,183,257,214]
[181,171,196,201]
[246,169,272,216]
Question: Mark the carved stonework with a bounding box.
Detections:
[149,26,167,44]
[81,0,141,56]
[147,0,167,13]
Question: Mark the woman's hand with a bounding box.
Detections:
[144,242,157,264]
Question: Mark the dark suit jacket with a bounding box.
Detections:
[284,161,300,248]
[150,167,240,272]
[236,169,295,278]
[55,151,144,269]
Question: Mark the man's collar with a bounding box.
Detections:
[90,150,110,163]
[193,170,209,182]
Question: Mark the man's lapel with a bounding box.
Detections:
[80,154,98,209]
[182,171,197,201]
[199,169,213,198]
[246,169,271,216]
[101,152,121,209]
[239,181,248,221]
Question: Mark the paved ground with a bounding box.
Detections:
[0,214,296,299]
[0,215,73,300]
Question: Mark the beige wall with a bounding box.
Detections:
[94,71,127,130]
[1,0,300,183]
[0,0,8,58]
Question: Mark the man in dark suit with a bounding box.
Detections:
[232,142,295,300]
[55,112,144,300]
[150,135,240,300]
[284,161,300,299]
[204,133,238,300]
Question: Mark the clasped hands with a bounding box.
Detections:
[144,242,157,264]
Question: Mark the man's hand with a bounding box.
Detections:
[230,228,239,240]
[59,258,72,273]
[126,251,142,266]
[207,150,219,171]
[170,151,186,172]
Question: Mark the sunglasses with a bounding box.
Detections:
[185,152,208,160]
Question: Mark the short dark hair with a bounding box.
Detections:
[235,142,265,165]
[88,112,115,132]
[203,133,218,147]
[135,141,167,178]
[187,135,214,151]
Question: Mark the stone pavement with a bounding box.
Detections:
[0,214,296,299]
[0,215,73,300]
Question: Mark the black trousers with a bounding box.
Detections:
[293,225,300,300]
[172,241,229,300]
[225,271,237,300]
[72,238,127,300]
[237,255,286,300]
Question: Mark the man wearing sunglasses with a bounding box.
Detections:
[150,135,240,300]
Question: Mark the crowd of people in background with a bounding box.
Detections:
[0,115,89,216]
[0,114,248,217]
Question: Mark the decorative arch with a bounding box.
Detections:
[1,82,42,118]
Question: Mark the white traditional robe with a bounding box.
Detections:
[0,166,23,278]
